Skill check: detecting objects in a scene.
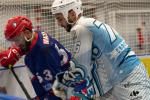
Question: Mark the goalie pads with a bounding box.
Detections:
[52,60,96,100]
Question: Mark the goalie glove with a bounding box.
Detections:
[53,61,96,100]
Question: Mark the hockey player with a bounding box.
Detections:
[51,0,150,99]
[0,16,95,100]
[0,16,70,100]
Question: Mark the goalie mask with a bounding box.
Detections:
[51,0,83,24]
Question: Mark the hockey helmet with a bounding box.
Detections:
[51,0,83,23]
[4,16,32,40]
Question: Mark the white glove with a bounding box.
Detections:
[62,61,85,87]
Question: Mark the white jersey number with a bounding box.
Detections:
[55,44,69,66]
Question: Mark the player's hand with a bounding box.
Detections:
[52,60,82,99]
[52,77,74,100]
[0,47,22,68]
[62,60,85,87]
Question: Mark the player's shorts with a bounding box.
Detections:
[100,63,150,100]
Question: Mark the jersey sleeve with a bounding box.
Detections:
[24,65,46,99]
[25,56,53,99]
[71,25,93,74]
[26,65,62,100]
[49,37,72,71]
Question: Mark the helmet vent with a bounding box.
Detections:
[12,22,17,28]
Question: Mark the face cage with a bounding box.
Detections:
[8,32,26,47]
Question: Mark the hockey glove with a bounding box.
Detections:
[52,76,74,100]
[0,47,22,68]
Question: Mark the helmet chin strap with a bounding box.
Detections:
[65,8,82,25]
[24,32,34,42]
[64,13,77,25]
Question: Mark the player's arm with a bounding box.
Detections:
[52,26,95,99]
[25,66,54,100]
[52,60,96,100]
[29,72,46,100]
[52,37,72,69]
[25,45,63,100]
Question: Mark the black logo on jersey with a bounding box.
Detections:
[130,91,139,96]
[130,90,142,100]
[124,82,141,88]
[73,41,81,54]
[72,30,77,40]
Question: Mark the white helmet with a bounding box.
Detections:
[51,0,83,23]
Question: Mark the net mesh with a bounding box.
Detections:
[0,0,150,98]
[1,0,150,55]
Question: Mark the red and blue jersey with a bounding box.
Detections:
[24,31,71,100]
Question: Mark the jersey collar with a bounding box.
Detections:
[29,32,38,51]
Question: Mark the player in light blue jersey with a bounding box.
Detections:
[51,0,150,99]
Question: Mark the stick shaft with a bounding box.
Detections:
[10,68,31,99]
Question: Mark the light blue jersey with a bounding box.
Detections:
[71,17,141,96]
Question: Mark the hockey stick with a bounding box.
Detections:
[8,65,31,100]
[0,65,25,71]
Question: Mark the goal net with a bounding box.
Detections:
[0,0,150,99]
